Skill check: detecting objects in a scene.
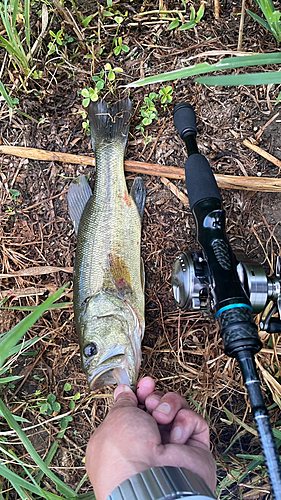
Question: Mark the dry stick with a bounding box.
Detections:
[255,112,279,141]
[214,0,220,19]
[237,0,246,50]
[160,177,189,205]
[0,265,73,278]
[243,139,281,170]
[1,145,281,192]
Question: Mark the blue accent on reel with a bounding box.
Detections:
[215,303,253,319]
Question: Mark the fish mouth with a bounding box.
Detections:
[88,357,132,390]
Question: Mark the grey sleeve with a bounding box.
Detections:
[107,466,216,500]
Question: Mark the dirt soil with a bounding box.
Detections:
[1,1,281,498]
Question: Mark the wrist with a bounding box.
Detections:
[107,466,216,500]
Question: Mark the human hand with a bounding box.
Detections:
[86,377,216,500]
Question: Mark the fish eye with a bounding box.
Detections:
[84,343,98,357]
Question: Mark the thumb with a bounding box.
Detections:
[113,385,138,408]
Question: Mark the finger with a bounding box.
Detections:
[136,376,156,404]
[143,391,164,413]
[151,392,190,425]
[113,385,138,408]
[169,409,210,448]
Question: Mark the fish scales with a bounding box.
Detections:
[68,98,145,390]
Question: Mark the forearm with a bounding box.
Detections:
[107,466,216,500]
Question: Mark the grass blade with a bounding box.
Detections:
[1,302,73,312]
[0,80,15,108]
[0,399,76,497]
[0,283,69,370]
[0,464,66,499]
[196,71,281,86]
[128,52,281,87]
[247,9,271,31]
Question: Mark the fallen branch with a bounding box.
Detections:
[1,145,281,192]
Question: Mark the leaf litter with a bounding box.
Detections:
[0,0,281,497]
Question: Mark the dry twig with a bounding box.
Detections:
[1,145,281,192]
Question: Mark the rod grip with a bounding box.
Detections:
[173,103,197,139]
[185,154,222,209]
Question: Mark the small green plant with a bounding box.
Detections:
[92,70,106,90]
[136,88,174,143]
[136,92,158,144]
[47,29,74,56]
[159,85,173,108]
[247,0,281,42]
[104,62,123,82]
[39,394,61,416]
[113,36,129,55]
[9,188,20,201]
[80,86,99,107]
[169,2,205,30]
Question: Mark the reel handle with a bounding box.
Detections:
[173,103,222,209]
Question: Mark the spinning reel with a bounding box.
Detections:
[172,252,281,333]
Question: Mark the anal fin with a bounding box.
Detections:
[67,176,92,235]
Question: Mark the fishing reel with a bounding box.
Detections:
[172,252,281,333]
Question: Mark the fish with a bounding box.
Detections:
[67,97,146,390]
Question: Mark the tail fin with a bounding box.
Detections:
[88,97,132,151]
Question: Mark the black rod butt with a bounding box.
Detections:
[173,103,197,140]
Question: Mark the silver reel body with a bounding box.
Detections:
[172,252,281,332]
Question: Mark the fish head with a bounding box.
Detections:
[78,292,143,390]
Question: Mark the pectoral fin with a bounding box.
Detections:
[130,177,146,220]
[67,176,92,235]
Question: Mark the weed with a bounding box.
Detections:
[0,0,32,74]
[9,188,20,201]
[80,86,99,107]
[113,36,129,56]
[104,62,123,83]
[169,2,205,30]
[136,88,174,142]
[159,85,173,108]
[39,394,61,416]
[247,0,281,42]
[136,92,158,144]
[0,284,82,498]
[0,81,19,110]
[47,29,74,56]
[92,70,106,90]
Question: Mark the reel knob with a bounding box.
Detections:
[171,252,209,311]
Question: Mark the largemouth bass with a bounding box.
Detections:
[67,98,145,390]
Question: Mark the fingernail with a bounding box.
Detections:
[155,402,171,415]
[114,385,132,401]
[171,426,182,441]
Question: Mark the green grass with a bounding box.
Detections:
[247,0,281,41]
[128,52,281,87]
[0,284,94,499]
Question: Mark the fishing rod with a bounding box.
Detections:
[171,103,281,498]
